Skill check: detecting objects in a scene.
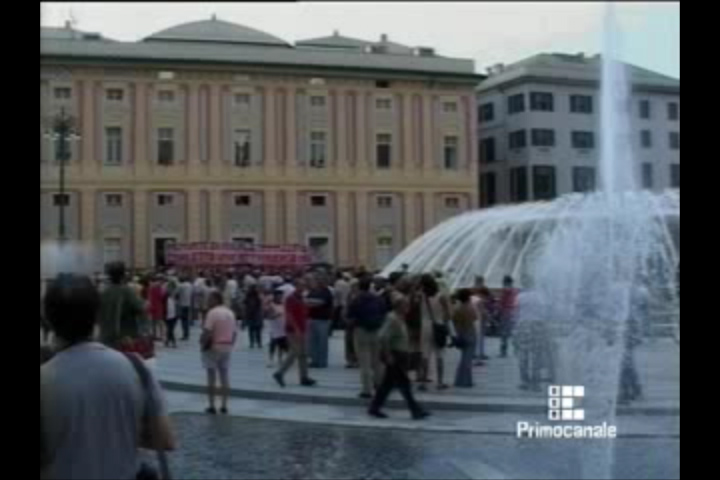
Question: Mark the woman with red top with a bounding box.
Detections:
[148,276,166,342]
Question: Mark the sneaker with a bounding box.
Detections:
[368,409,388,419]
[412,410,431,420]
[205,407,217,415]
[300,378,317,387]
[358,392,372,399]
[220,407,228,415]
[273,373,286,388]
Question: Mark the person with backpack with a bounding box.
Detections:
[347,276,388,399]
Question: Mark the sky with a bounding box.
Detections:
[40,2,680,79]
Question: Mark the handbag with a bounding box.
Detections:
[425,295,449,349]
[125,353,172,480]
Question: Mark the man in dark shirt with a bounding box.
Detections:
[306,273,335,368]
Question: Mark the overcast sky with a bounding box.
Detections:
[40,2,680,78]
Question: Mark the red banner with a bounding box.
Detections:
[165,243,314,268]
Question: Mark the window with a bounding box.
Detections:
[310,131,327,168]
[234,93,251,106]
[105,127,122,165]
[480,172,497,207]
[232,237,255,248]
[377,196,393,208]
[105,194,123,208]
[443,136,459,170]
[670,164,680,188]
[377,236,393,247]
[639,100,651,119]
[375,80,390,89]
[478,103,494,122]
[642,163,654,189]
[641,130,653,149]
[53,136,72,164]
[508,130,527,149]
[310,95,326,107]
[573,167,596,193]
[106,89,124,102]
[668,102,679,121]
[53,87,71,100]
[533,166,557,201]
[375,98,392,110]
[53,194,70,207]
[234,195,251,207]
[158,90,175,103]
[508,94,525,114]
[157,128,175,165]
[479,137,496,164]
[571,131,595,149]
[442,102,458,113]
[157,194,174,206]
[310,195,327,207]
[570,95,593,114]
[510,167,528,202]
[531,129,556,147]
[233,130,251,167]
[308,236,331,262]
[530,92,554,112]
[103,238,122,266]
[669,132,680,150]
[445,197,460,209]
[376,133,392,169]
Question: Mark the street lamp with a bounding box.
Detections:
[43,108,80,244]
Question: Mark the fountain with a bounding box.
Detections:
[383,4,679,479]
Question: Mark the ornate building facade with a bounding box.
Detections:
[40,19,482,270]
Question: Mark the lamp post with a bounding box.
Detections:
[43,108,80,244]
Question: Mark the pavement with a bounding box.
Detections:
[151,327,680,418]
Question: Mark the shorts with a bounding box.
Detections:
[270,337,289,354]
[202,349,232,371]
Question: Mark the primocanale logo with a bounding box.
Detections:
[517,386,618,439]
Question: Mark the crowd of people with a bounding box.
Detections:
[40,260,649,478]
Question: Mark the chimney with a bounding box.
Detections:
[64,20,72,29]
[380,33,388,43]
[333,29,339,37]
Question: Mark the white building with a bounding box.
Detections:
[476,53,680,207]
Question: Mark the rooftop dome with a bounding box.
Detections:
[145,17,289,47]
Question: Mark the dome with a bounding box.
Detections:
[145,18,289,47]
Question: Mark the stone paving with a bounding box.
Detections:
[151,326,680,415]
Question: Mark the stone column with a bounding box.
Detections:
[356,90,368,171]
[286,86,297,170]
[355,190,369,268]
[284,189,299,245]
[335,89,348,176]
[186,188,202,243]
[403,192,417,246]
[208,84,222,171]
[80,188,96,245]
[81,80,96,174]
[133,190,148,269]
[423,191,435,232]
[403,93,415,174]
[422,94,434,172]
[208,189,223,242]
[264,87,277,173]
[263,189,279,245]
[187,83,201,174]
[133,81,148,176]
[336,190,350,266]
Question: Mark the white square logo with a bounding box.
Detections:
[548,385,585,422]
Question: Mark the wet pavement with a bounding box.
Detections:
[164,414,680,480]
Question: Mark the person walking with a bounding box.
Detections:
[273,277,317,387]
[306,274,335,368]
[41,274,176,480]
[452,289,478,388]
[498,275,520,358]
[98,262,150,349]
[472,276,493,364]
[193,273,208,324]
[344,276,360,368]
[147,275,166,342]
[418,274,452,391]
[200,290,238,414]
[334,272,355,367]
[266,289,288,368]
[178,276,193,341]
[347,277,387,399]
[164,279,179,348]
[244,284,264,349]
[368,296,430,420]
